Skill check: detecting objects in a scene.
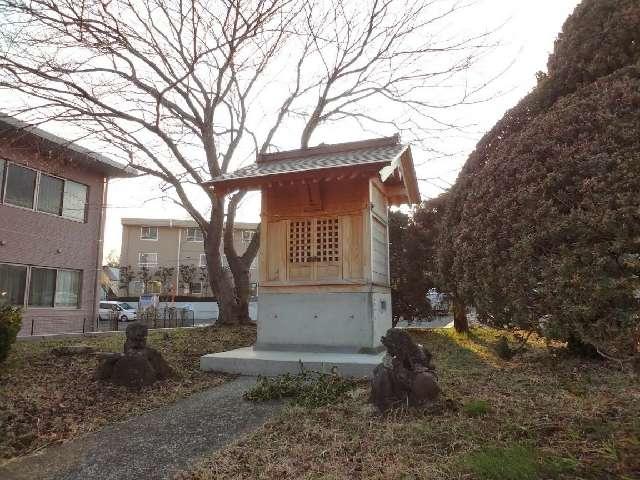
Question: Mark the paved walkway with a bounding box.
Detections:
[395,312,479,329]
[0,377,280,480]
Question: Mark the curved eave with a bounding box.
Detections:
[377,145,420,205]
[399,146,421,204]
[205,162,388,196]
[205,144,421,205]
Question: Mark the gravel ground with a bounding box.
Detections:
[0,377,280,480]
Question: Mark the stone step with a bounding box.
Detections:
[201,347,383,378]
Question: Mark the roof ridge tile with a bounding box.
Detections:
[256,134,400,164]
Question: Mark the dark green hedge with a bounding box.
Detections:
[438,0,640,359]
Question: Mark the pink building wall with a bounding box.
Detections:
[0,138,107,336]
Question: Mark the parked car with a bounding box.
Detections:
[98,301,137,322]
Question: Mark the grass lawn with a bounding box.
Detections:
[176,327,640,480]
[0,324,256,462]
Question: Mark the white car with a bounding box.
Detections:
[98,301,137,322]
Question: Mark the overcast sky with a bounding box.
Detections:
[101,0,581,261]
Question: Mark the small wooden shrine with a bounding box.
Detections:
[207,135,419,354]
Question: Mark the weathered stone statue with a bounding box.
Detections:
[96,322,174,389]
[370,328,440,412]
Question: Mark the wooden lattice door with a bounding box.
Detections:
[314,217,341,281]
[288,219,313,281]
[287,217,341,282]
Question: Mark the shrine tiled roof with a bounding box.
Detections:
[206,135,407,186]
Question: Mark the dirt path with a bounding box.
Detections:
[0,377,279,480]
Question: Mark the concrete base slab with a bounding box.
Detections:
[200,347,383,378]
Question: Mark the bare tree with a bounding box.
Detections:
[179,264,197,294]
[105,249,120,267]
[138,266,154,294]
[119,265,136,295]
[156,266,176,296]
[0,0,496,324]
[199,266,210,295]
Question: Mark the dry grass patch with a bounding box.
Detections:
[177,327,640,480]
[0,324,256,462]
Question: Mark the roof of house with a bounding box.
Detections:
[0,113,136,178]
[204,135,420,204]
[121,218,258,230]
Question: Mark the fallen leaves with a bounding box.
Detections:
[0,324,256,461]
[177,327,640,480]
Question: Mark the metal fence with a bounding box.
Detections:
[95,307,196,332]
[21,308,198,337]
[26,316,91,336]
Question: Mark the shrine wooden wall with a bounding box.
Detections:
[258,176,390,290]
[370,179,390,286]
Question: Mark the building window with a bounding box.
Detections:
[0,159,5,199]
[185,227,203,242]
[0,263,27,305]
[190,282,202,294]
[37,174,64,215]
[242,230,255,243]
[138,252,158,266]
[130,280,144,295]
[0,159,88,222]
[147,281,162,294]
[62,180,88,221]
[5,163,36,209]
[55,270,81,307]
[199,253,207,267]
[28,267,57,307]
[0,263,81,308]
[140,226,158,240]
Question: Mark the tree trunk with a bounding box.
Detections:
[453,297,469,333]
[232,264,253,324]
[205,206,240,325]
[223,195,260,325]
[204,244,238,325]
[225,246,257,325]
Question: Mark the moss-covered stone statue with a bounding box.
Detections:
[370,328,440,412]
[96,322,174,389]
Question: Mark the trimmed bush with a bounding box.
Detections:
[0,305,22,363]
[438,0,640,360]
[546,0,640,97]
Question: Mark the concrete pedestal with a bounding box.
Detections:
[201,289,390,377]
[256,291,392,352]
[200,347,383,378]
